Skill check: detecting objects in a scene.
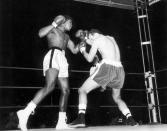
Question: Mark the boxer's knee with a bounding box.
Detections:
[61,87,70,96]
[46,81,55,91]
[78,87,87,95]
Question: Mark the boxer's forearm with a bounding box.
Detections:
[38,25,54,38]
[82,51,94,63]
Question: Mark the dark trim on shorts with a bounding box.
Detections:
[49,47,62,51]
[49,47,62,68]
[49,49,54,68]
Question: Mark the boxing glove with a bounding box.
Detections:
[75,30,88,41]
[52,15,66,28]
[79,41,86,53]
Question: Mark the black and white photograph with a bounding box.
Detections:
[0,0,167,131]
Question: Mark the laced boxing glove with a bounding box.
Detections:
[52,15,66,28]
[83,30,88,40]
[75,30,88,41]
[75,29,84,38]
[79,41,86,53]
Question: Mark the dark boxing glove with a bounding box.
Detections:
[75,29,88,41]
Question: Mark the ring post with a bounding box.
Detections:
[136,0,161,124]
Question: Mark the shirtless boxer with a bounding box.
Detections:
[75,29,100,76]
[16,15,80,131]
[69,29,138,127]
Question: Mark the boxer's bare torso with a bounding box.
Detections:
[47,28,69,50]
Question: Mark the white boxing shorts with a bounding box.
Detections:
[43,47,69,77]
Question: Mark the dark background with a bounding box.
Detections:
[0,0,167,129]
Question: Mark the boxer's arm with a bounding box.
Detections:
[81,43,98,63]
[67,39,80,54]
[38,25,54,38]
[93,55,100,65]
[38,15,65,38]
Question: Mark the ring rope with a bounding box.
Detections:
[155,68,167,73]
[158,104,167,107]
[0,66,42,71]
[0,105,149,109]
[0,65,167,74]
[153,86,167,90]
[0,66,166,91]
[2,86,167,92]
[0,65,148,75]
[0,86,43,89]
[1,86,167,91]
[0,86,146,91]
[0,105,75,109]
[1,104,167,109]
[70,69,89,73]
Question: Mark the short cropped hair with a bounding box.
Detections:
[89,29,102,35]
[64,15,73,22]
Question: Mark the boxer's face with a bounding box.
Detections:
[88,33,94,40]
[64,19,72,31]
[86,34,94,46]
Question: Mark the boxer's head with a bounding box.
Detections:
[63,15,73,31]
[88,29,101,40]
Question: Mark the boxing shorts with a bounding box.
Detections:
[43,47,69,77]
[90,59,125,90]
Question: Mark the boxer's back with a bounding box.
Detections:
[96,35,121,62]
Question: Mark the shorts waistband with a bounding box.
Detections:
[49,47,62,51]
[101,59,122,67]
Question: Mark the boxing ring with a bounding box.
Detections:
[0,0,167,131]
[3,125,167,131]
[0,65,167,130]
